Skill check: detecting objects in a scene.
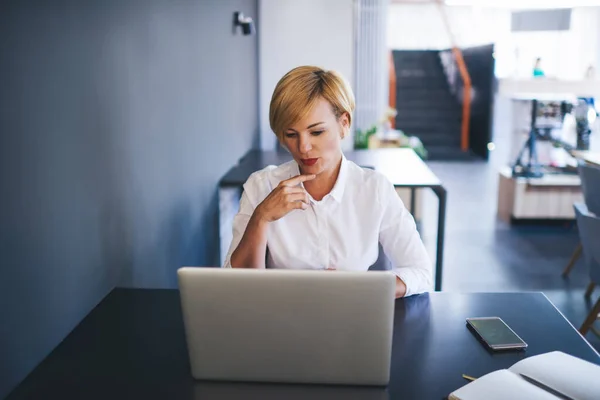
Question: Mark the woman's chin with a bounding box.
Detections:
[300,164,321,175]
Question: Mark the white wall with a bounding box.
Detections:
[259,0,354,150]
[387,5,600,80]
[502,8,600,79]
[387,5,510,50]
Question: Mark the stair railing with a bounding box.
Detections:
[388,51,397,129]
[435,0,472,152]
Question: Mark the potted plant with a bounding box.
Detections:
[353,107,428,160]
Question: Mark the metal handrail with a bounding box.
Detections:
[436,0,472,152]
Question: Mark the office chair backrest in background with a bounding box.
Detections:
[573,203,600,285]
[578,163,600,215]
[573,202,600,335]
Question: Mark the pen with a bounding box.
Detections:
[462,374,477,382]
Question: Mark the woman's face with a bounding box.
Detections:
[282,97,349,176]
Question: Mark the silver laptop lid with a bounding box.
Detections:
[178,267,396,386]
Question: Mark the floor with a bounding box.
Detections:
[417,96,600,351]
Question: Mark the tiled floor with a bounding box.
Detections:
[417,97,600,351]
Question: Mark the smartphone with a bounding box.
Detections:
[466,317,528,351]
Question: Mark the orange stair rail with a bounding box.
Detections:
[389,51,397,129]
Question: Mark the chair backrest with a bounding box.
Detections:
[574,203,600,284]
[578,162,600,215]
[369,243,391,271]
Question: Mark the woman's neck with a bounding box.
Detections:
[302,153,343,201]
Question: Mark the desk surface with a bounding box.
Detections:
[220,149,442,188]
[7,289,599,400]
[499,78,600,99]
[573,150,600,167]
[499,166,581,186]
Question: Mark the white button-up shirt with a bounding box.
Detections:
[223,154,432,296]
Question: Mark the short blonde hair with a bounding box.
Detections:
[269,66,356,140]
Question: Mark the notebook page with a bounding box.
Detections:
[509,351,600,400]
[449,369,559,400]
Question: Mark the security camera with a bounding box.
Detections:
[233,11,255,36]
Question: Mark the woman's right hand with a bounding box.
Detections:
[253,174,315,223]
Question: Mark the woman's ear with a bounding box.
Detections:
[339,112,350,138]
[340,112,350,128]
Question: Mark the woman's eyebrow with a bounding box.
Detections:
[286,122,325,132]
[306,122,324,129]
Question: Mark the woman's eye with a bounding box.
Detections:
[311,130,324,136]
[285,133,297,138]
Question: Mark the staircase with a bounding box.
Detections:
[392,50,478,161]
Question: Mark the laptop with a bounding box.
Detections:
[177,267,396,386]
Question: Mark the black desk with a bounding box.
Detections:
[219,149,447,290]
[7,289,599,400]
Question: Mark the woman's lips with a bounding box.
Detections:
[301,158,318,166]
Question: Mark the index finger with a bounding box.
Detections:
[281,174,316,187]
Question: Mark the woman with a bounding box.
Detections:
[223,66,432,298]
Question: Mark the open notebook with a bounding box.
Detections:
[449,351,600,400]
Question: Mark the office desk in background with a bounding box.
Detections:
[573,150,600,167]
[7,289,599,400]
[219,149,447,291]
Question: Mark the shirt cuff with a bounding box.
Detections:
[392,268,427,297]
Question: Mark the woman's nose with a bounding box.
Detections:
[298,135,313,154]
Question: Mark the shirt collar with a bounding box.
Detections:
[329,153,348,203]
[293,153,348,204]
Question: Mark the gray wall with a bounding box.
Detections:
[0,0,258,397]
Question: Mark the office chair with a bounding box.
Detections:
[562,162,600,297]
[574,203,600,337]
[369,243,391,271]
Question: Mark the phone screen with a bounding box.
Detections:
[467,318,526,347]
